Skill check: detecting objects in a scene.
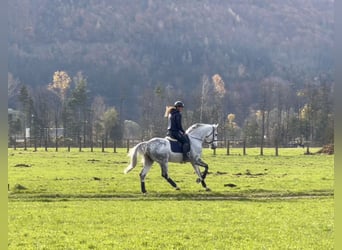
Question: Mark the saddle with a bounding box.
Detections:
[166,135,190,153]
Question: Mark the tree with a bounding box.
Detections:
[258,77,293,153]
[66,72,89,145]
[8,72,21,108]
[124,120,142,139]
[199,74,227,124]
[226,113,240,141]
[103,107,119,144]
[31,86,56,146]
[297,74,334,146]
[18,85,34,140]
[267,77,291,150]
[313,75,334,145]
[211,74,227,125]
[258,79,272,155]
[48,71,71,102]
[47,71,71,145]
[140,85,169,139]
[242,111,260,146]
[153,85,168,137]
[8,110,22,145]
[199,75,210,123]
[91,95,106,144]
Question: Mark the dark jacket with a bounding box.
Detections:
[167,108,189,150]
[167,109,185,133]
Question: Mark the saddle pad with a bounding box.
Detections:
[167,139,183,153]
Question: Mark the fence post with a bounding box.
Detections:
[306,144,310,154]
[243,140,246,155]
[127,139,130,153]
[113,140,117,153]
[226,140,230,155]
[79,137,82,152]
[101,138,105,152]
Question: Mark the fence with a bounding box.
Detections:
[9,137,143,153]
[8,138,312,156]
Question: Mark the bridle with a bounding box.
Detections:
[204,126,218,145]
[189,125,217,145]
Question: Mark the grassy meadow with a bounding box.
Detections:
[8,147,334,249]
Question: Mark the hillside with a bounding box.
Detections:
[8,0,334,121]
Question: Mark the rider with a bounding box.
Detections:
[165,101,190,161]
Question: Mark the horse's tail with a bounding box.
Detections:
[124,142,147,174]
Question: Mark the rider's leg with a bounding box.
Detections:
[177,135,190,161]
[182,142,190,161]
[172,132,190,161]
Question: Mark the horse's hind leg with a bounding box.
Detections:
[192,164,203,183]
[160,162,180,190]
[139,155,153,193]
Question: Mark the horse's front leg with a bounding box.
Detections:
[191,161,211,191]
[197,159,209,180]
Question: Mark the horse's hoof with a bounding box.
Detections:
[205,187,211,192]
[175,187,181,191]
[196,178,202,183]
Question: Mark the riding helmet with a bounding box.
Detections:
[174,101,184,108]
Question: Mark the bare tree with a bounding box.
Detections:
[259,78,274,155]
[199,75,210,123]
[91,95,106,144]
[47,70,71,145]
[199,74,227,124]
[8,72,21,108]
[103,107,119,145]
[212,74,227,125]
[67,71,89,145]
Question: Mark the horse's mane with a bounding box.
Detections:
[186,123,206,134]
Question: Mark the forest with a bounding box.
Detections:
[8,0,334,147]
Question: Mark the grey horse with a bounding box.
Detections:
[124,123,219,193]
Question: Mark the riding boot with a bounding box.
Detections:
[182,143,190,162]
[182,152,188,162]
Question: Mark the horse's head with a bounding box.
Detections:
[186,123,219,149]
[205,124,219,149]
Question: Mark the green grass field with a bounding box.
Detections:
[8,147,334,249]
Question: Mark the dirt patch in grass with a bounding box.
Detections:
[234,169,268,177]
[315,144,334,155]
[13,184,28,190]
[14,163,31,167]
